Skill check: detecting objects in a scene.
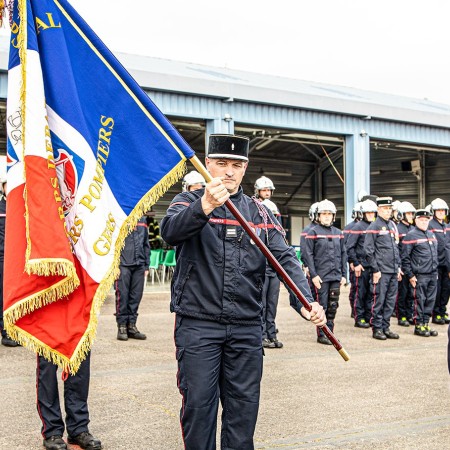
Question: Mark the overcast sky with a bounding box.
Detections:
[71,0,450,106]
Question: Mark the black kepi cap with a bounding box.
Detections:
[376,196,393,206]
[415,209,432,218]
[207,134,249,161]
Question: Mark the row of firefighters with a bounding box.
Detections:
[183,170,449,345]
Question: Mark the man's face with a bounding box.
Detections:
[404,211,414,224]
[415,216,430,231]
[205,158,248,195]
[434,209,446,221]
[188,183,204,192]
[365,212,376,222]
[258,188,272,200]
[378,205,392,221]
[319,211,333,227]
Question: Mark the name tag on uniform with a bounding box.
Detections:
[226,226,238,238]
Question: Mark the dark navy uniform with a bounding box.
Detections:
[397,221,414,322]
[428,218,450,321]
[346,219,372,323]
[115,216,150,326]
[0,195,6,339]
[343,219,359,312]
[300,222,314,291]
[401,227,438,325]
[37,353,91,440]
[364,216,401,331]
[303,223,346,337]
[161,187,313,450]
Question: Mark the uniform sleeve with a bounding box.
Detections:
[299,230,308,266]
[160,193,210,246]
[346,228,360,266]
[340,233,347,278]
[143,226,150,267]
[264,213,315,311]
[445,228,450,272]
[401,236,414,279]
[364,226,379,273]
[303,229,318,279]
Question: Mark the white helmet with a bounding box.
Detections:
[430,198,449,214]
[397,201,416,223]
[182,171,206,192]
[254,176,275,197]
[351,202,362,219]
[262,199,280,215]
[425,204,432,213]
[317,199,337,214]
[360,199,377,213]
[308,202,319,221]
[391,200,402,211]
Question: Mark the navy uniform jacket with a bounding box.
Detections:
[120,216,150,267]
[346,219,370,268]
[160,187,313,325]
[428,218,450,270]
[300,222,314,267]
[343,219,358,248]
[363,216,401,274]
[401,227,438,278]
[0,196,5,263]
[303,223,347,282]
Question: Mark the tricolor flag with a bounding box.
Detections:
[3,0,194,373]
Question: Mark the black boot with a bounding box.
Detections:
[414,324,430,337]
[444,314,450,324]
[424,324,438,337]
[317,335,332,345]
[354,319,370,328]
[1,335,19,347]
[432,315,445,325]
[127,323,147,340]
[43,435,67,450]
[117,324,128,341]
[397,317,410,327]
[68,431,102,450]
[372,329,387,340]
[384,328,399,339]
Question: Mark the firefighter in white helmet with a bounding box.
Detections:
[303,199,347,345]
[254,176,283,348]
[182,171,206,192]
[396,201,417,326]
[343,201,362,315]
[428,198,450,324]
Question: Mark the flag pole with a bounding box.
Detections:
[189,155,349,361]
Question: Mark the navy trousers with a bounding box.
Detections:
[396,276,414,320]
[433,266,450,318]
[262,274,280,340]
[115,265,146,325]
[174,316,263,450]
[370,273,398,330]
[312,280,339,336]
[36,353,91,439]
[353,269,372,322]
[412,273,437,324]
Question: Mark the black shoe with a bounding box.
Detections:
[398,317,410,327]
[408,318,415,325]
[372,329,387,340]
[414,324,430,337]
[127,323,147,340]
[424,325,438,337]
[263,338,283,348]
[1,335,19,347]
[432,315,446,325]
[444,314,450,324]
[68,431,102,450]
[354,319,370,328]
[43,435,67,450]
[317,335,332,345]
[384,328,399,339]
[117,324,128,341]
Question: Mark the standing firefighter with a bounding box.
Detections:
[160,134,325,450]
[428,198,450,324]
[254,176,283,349]
[303,199,347,345]
[182,170,206,192]
[346,199,377,328]
[364,197,401,340]
[396,201,416,326]
[401,209,439,337]
[300,202,319,281]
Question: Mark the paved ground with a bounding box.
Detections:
[1,283,449,449]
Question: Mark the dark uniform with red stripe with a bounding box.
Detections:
[161,187,313,450]
[428,218,450,321]
[0,195,6,340]
[300,222,314,290]
[363,216,401,331]
[115,216,150,326]
[396,221,414,322]
[401,227,438,325]
[303,223,346,337]
[346,219,372,323]
[343,219,359,312]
